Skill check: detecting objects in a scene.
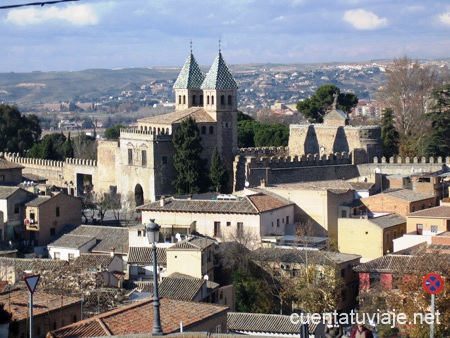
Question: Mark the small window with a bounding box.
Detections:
[54,252,61,259]
[56,207,60,217]
[183,95,186,104]
[14,204,19,214]
[162,156,168,165]
[142,150,147,167]
[73,315,77,323]
[128,149,133,165]
[214,222,221,237]
[341,210,347,218]
[193,95,197,105]
[53,322,57,330]
[271,221,274,227]
[237,222,244,235]
[226,222,231,227]
[68,253,74,261]
[431,225,438,233]
[178,95,182,104]
[138,230,142,237]
[286,216,289,224]
[277,219,280,227]
[201,126,206,134]
[209,126,214,134]
[341,268,346,278]
[211,96,215,105]
[50,228,56,236]
[207,96,210,105]
[228,95,232,105]
[220,95,225,105]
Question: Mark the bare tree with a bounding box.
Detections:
[378,56,442,157]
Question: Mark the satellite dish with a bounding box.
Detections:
[203,274,209,281]
[245,180,249,188]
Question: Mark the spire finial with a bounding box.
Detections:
[219,38,221,53]
[190,40,193,54]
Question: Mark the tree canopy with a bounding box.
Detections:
[27,132,72,161]
[0,104,41,154]
[296,84,358,123]
[172,117,209,195]
[380,108,399,159]
[104,124,126,140]
[423,84,450,157]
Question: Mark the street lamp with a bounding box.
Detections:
[146,219,163,335]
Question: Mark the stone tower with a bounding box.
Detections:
[173,51,205,111]
[201,51,239,178]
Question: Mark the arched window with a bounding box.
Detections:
[178,95,182,104]
[200,95,204,105]
[220,95,225,105]
[183,95,186,104]
[211,96,215,105]
[209,126,214,134]
[207,96,210,105]
[228,95,232,105]
[201,126,206,134]
[157,128,161,135]
[166,128,170,135]
[144,126,147,131]
[153,127,156,135]
[193,95,197,105]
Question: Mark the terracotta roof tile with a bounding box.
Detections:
[51,297,228,337]
[127,246,167,264]
[138,107,216,125]
[168,236,216,251]
[0,158,24,170]
[408,206,450,218]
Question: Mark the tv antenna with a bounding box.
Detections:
[0,0,79,9]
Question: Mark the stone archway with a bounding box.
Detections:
[135,184,144,207]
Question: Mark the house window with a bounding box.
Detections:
[54,252,61,259]
[201,126,206,134]
[286,216,289,224]
[228,95,232,105]
[431,225,438,233]
[209,126,214,134]
[220,95,225,105]
[214,222,221,237]
[211,96,215,105]
[72,315,77,323]
[142,150,147,167]
[193,95,197,105]
[216,324,222,333]
[50,228,55,236]
[226,222,231,227]
[178,95,182,104]
[68,253,74,261]
[128,149,133,165]
[341,210,347,218]
[14,204,19,214]
[271,221,274,227]
[237,222,244,235]
[183,95,186,104]
[162,156,168,165]
[277,219,280,227]
[138,230,142,237]
[56,207,60,217]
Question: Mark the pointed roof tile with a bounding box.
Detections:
[201,52,238,90]
[173,52,205,89]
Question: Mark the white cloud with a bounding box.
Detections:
[5,4,101,26]
[343,9,388,30]
[438,12,450,26]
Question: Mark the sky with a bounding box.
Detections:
[0,0,450,72]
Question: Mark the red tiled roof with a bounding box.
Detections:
[408,206,450,218]
[51,297,228,337]
[0,288,80,322]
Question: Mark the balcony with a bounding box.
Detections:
[24,219,39,231]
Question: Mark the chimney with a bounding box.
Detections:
[110,247,115,258]
[160,196,165,207]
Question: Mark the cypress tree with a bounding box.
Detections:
[381,108,399,159]
[209,147,229,193]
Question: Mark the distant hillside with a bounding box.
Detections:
[0,67,181,103]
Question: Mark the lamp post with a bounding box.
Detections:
[146,219,163,335]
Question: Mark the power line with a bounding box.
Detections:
[0,0,79,9]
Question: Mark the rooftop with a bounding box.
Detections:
[137,107,216,125]
[265,180,354,194]
[0,158,23,170]
[368,213,406,229]
[127,246,167,265]
[382,188,434,202]
[50,297,229,337]
[407,206,450,218]
[167,236,216,251]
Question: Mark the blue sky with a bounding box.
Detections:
[1,0,450,72]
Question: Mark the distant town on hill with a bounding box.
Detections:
[0,58,449,129]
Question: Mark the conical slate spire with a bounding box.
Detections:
[173,52,205,89]
[201,52,238,90]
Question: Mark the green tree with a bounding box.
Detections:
[209,147,229,193]
[237,120,257,148]
[62,132,74,159]
[297,84,357,123]
[27,133,67,161]
[381,108,399,159]
[254,123,289,147]
[0,104,41,153]
[423,84,450,157]
[172,117,208,195]
[104,124,126,140]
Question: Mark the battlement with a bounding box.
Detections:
[120,128,172,141]
[238,147,289,157]
[290,123,381,130]
[373,156,450,165]
[240,151,353,168]
[0,152,97,168]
